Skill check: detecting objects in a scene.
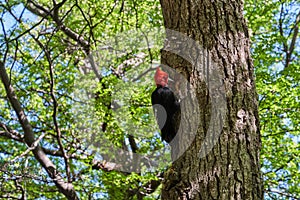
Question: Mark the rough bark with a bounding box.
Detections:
[159,0,263,199]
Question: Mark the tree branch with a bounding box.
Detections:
[128,135,139,153]
[0,122,24,142]
[3,132,47,168]
[0,122,130,173]
[26,0,90,52]
[285,11,300,69]
[0,61,79,200]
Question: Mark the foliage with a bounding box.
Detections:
[245,0,300,199]
[0,0,164,199]
[0,0,299,199]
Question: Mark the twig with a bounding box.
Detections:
[3,132,47,168]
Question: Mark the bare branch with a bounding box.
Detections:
[5,3,52,44]
[4,132,47,168]
[266,188,300,199]
[279,2,288,54]
[30,32,72,183]
[127,172,163,198]
[26,0,90,52]
[285,11,300,68]
[14,179,26,200]
[128,135,139,153]
[0,122,133,174]
[87,54,102,82]
[132,65,157,82]
[0,122,24,142]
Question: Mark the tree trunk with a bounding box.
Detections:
[159,0,263,199]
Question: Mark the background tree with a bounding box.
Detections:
[0,0,164,199]
[245,0,300,199]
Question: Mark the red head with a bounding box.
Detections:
[154,67,168,87]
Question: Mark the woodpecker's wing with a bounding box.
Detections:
[151,87,168,130]
[151,86,180,142]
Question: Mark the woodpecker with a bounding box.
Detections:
[151,67,180,143]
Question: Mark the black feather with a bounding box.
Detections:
[151,86,180,143]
